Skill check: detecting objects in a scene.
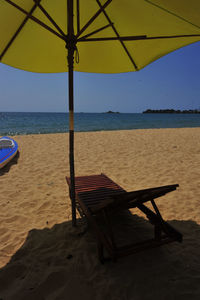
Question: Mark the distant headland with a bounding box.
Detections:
[143,109,200,114]
[105,110,120,114]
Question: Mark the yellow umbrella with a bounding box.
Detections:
[1,0,200,225]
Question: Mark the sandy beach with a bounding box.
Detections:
[0,127,200,299]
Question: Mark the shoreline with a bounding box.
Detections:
[1,125,200,137]
[1,111,200,137]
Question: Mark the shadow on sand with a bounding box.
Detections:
[0,211,200,300]
[0,151,20,176]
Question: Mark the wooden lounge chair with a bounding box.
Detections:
[66,174,182,263]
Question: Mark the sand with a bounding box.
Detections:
[0,128,200,299]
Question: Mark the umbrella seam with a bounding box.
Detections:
[145,0,200,31]
[96,0,138,71]
[0,2,40,61]
[3,0,66,42]
[36,2,66,37]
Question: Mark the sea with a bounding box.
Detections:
[0,112,200,136]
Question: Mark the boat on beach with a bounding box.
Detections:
[0,137,18,169]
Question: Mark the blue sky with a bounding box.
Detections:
[0,41,199,113]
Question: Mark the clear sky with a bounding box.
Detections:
[0,41,199,113]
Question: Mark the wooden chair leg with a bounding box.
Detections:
[151,199,171,236]
[98,242,105,264]
[154,224,162,241]
[97,240,117,263]
[102,209,116,249]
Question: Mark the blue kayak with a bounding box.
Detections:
[0,137,18,169]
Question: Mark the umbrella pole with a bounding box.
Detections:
[67,0,76,226]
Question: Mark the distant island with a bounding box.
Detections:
[143,109,200,114]
[105,111,120,114]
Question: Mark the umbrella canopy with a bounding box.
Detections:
[1,0,200,73]
[1,0,200,225]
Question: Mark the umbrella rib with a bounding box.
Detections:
[145,0,200,30]
[3,0,66,42]
[95,0,138,71]
[79,23,114,40]
[145,34,200,40]
[79,35,147,42]
[76,0,80,34]
[36,2,66,36]
[0,1,40,61]
[76,0,112,38]
[78,33,200,42]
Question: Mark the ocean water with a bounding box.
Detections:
[0,112,200,136]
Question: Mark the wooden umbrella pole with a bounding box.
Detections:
[67,0,76,226]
